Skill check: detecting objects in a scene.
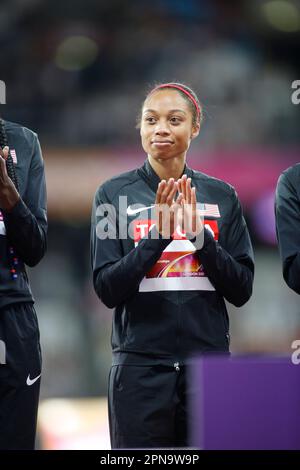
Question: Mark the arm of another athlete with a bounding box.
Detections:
[0,137,47,267]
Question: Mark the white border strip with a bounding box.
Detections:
[139,276,215,292]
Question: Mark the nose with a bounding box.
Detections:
[154,120,170,135]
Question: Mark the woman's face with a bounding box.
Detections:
[140,89,199,162]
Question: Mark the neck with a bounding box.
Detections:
[148,155,186,181]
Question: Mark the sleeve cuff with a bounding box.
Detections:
[3,198,30,220]
[143,225,173,248]
[190,227,215,252]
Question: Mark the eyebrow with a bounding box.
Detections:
[143,108,187,115]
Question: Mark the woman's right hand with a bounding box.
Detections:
[155,178,183,238]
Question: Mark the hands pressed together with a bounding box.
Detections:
[155,174,203,239]
[0,146,20,211]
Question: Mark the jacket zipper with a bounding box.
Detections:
[174,291,181,372]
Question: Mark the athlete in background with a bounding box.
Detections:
[275,164,300,294]
[91,83,254,448]
[0,118,47,449]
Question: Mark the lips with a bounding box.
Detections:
[151,140,173,145]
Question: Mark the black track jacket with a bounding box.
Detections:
[91,159,254,366]
[275,163,300,294]
[0,120,47,310]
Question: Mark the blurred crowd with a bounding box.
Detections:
[1,0,299,147]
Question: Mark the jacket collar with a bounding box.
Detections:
[138,158,193,193]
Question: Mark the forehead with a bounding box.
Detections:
[143,89,191,114]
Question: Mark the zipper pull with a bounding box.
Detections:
[174,362,180,372]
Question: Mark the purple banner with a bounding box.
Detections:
[189,356,300,450]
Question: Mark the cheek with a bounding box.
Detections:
[140,131,149,150]
[140,127,151,142]
[177,130,191,145]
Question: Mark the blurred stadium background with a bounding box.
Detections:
[1,0,299,449]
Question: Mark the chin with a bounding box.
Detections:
[153,153,174,161]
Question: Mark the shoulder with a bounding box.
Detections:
[276,163,300,204]
[4,120,38,146]
[94,168,141,202]
[191,168,235,198]
[278,163,300,187]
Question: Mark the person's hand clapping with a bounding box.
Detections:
[0,146,20,211]
[177,175,203,239]
[155,178,183,238]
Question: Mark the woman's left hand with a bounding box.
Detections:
[177,175,203,238]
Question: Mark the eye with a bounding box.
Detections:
[170,116,182,125]
[145,116,156,124]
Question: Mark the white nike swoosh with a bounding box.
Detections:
[127,205,155,215]
[26,373,41,386]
